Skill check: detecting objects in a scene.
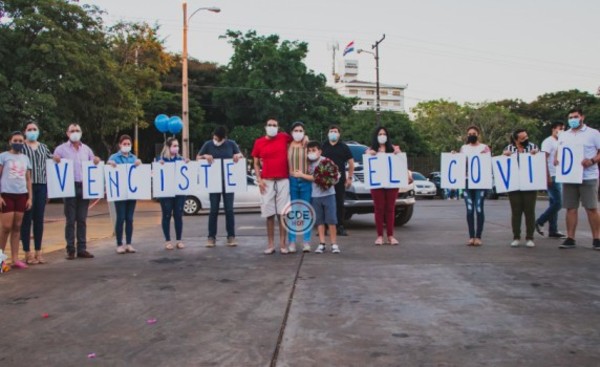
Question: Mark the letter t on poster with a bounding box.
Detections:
[440,153,466,189]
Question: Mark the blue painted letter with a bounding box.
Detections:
[561,147,573,176]
[201,164,211,188]
[448,160,457,184]
[128,166,138,193]
[54,163,68,191]
[496,158,511,189]
[388,156,400,184]
[108,171,120,198]
[470,156,481,184]
[178,165,190,191]
[87,165,98,197]
[226,162,236,187]
[368,157,381,187]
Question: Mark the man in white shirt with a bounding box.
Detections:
[557,108,600,250]
[535,122,566,238]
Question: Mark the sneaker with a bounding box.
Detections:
[206,238,216,248]
[77,251,94,258]
[535,222,544,236]
[66,252,76,260]
[331,244,341,254]
[116,246,126,254]
[227,237,237,247]
[525,240,535,248]
[302,244,311,253]
[315,243,326,254]
[548,232,567,239]
[288,244,297,253]
[125,245,137,253]
[510,239,521,248]
[593,239,600,251]
[559,238,576,249]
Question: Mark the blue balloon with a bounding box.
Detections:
[168,116,183,134]
[154,114,169,133]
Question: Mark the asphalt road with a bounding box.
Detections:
[1,198,599,367]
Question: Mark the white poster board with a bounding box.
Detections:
[362,154,409,190]
[46,159,75,198]
[152,162,177,198]
[555,144,584,184]
[492,155,520,193]
[127,164,152,200]
[224,158,248,193]
[197,159,223,194]
[104,165,128,202]
[466,154,493,189]
[440,153,466,189]
[82,161,105,199]
[518,153,547,191]
[175,161,198,196]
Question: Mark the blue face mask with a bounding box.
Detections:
[568,118,580,129]
[328,132,339,142]
[26,130,39,141]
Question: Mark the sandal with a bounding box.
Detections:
[26,252,39,265]
[263,247,276,255]
[388,237,399,246]
[176,242,185,249]
[280,247,289,255]
[473,238,482,247]
[12,260,28,269]
[165,242,174,250]
[35,251,47,264]
[374,237,384,246]
[467,238,475,246]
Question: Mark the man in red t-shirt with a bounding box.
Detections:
[252,119,292,254]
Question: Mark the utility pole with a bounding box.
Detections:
[328,42,339,83]
[181,1,190,159]
[372,34,385,127]
[134,47,139,156]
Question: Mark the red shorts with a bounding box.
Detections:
[1,193,29,213]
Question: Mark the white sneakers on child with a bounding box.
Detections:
[302,244,311,253]
[315,244,326,254]
[331,244,341,254]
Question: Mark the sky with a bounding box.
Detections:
[85,0,600,111]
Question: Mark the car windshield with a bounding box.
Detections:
[348,144,368,165]
[412,172,427,181]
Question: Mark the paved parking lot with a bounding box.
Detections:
[1,199,599,366]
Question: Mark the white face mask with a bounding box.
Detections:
[266,126,278,137]
[69,132,82,142]
[292,131,304,142]
[120,145,131,153]
[213,138,224,147]
[307,152,319,161]
[377,135,387,145]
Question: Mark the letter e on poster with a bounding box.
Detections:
[224,158,248,193]
[82,161,105,199]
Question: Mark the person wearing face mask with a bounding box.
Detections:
[366,127,404,246]
[20,122,54,264]
[457,126,491,247]
[321,125,355,237]
[503,129,540,248]
[251,118,294,254]
[157,138,189,250]
[0,131,33,269]
[535,122,567,239]
[197,126,244,247]
[107,135,142,254]
[556,108,600,250]
[53,124,101,260]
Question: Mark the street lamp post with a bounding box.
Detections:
[358,34,386,127]
[182,1,220,159]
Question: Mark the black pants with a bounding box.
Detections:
[21,183,48,252]
[334,179,346,226]
[64,183,89,253]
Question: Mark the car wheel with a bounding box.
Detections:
[183,196,201,215]
[394,205,413,227]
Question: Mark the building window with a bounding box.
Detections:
[349,89,358,95]
[392,90,401,96]
[381,90,388,96]
[366,90,375,95]
[366,101,372,106]
[393,102,401,106]
[381,102,388,106]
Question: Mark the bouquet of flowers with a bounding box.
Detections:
[313,158,340,190]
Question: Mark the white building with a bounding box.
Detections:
[332,59,407,113]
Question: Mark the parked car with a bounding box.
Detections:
[412,171,437,199]
[343,142,415,226]
[427,171,445,198]
[183,175,261,215]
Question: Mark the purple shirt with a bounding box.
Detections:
[53,141,95,182]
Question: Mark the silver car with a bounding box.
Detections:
[183,175,261,215]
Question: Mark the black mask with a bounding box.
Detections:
[11,143,24,152]
[467,135,478,144]
[520,139,529,147]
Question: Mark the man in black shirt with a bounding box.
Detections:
[322,125,355,236]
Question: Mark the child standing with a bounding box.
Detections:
[292,141,340,254]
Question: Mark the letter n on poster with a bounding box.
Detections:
[440,153,466,189]
[46,159,75,199]
[104,165,128,202]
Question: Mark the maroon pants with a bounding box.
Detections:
[370,188,399,237]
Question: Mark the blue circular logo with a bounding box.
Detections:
[281,200,316,235]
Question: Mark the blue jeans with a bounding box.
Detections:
[114,200,136,246]
[464,189,485,238]
[208,193,235,239]
[536,177,562,234]
[160,196,185,241]
[21,184,48,252]
[288,177,312,244]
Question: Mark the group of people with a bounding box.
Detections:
[0,108,599,271]
[454,108,600,250]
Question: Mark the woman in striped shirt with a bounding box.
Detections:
[287,121,312,253]
[20,122,53,265]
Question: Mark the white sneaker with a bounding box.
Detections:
[302,244,311,253]
[526,240,535,248]
[331,244,341,254]
[315,244,326,254]
[116,246,126,254]
[510,240,521,248]
[125,245,137,253]
[288,244,297,253]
